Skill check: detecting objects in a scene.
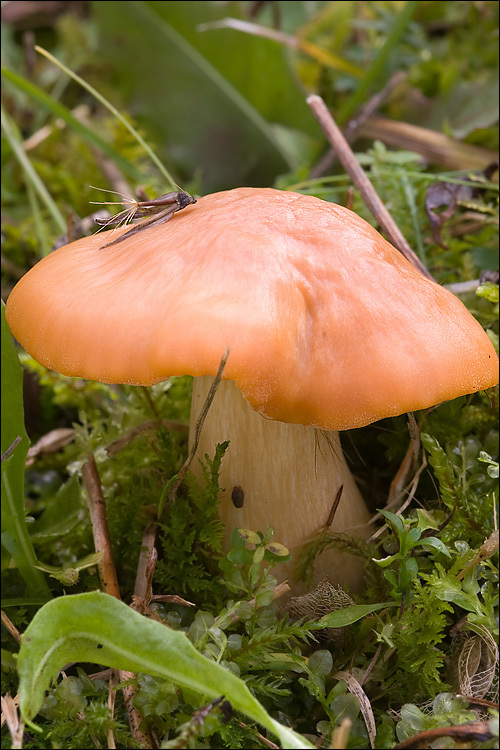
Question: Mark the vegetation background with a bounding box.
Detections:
[1,1,498,749]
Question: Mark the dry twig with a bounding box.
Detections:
[82,454,154,749]
[309,72,406,179]
[307,95,434,281]
[394,721,495,749]
[1,695,23,750]
[1,610,22,644]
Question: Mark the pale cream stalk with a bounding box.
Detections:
[189,377,372,593]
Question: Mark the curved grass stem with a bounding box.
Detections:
[35,45,182,191]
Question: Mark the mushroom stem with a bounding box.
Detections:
[189,377,372,593]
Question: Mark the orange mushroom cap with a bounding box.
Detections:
[6,187,498,430]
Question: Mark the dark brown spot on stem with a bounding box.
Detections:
[231,486,244,508]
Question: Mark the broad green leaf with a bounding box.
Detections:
[1,303,50,598]
[308,650,333,676]
[18,591,313,748]
[427,72,500,140]
[93,0,321,191]
[316,602,393,628]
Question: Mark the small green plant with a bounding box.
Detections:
[372,509,451,599]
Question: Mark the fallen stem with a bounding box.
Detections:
[82,454,121,600]
[306,95,435,281]
[106,670,118,750]
[309,72,406,179]
[82,454,154,749]
[132,522,159,606]
[1,610,22,644]
[394,721,495,749]
[368,455,428,542]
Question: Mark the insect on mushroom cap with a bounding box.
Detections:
[6,187,498,430]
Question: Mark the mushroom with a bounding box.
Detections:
[6,188,498,593]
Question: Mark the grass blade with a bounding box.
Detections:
[337,1,420,125]
[1,303,51,599]
[126,1,297,169]
[1,104,66,235]
[34,46,181,190]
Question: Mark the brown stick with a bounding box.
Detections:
[359,115,497,171]
[107,670,118,750]
[1,610,22,644]
[394,721,494,749]
[306,95,434,281]
[132,522,159,605]
[82,454,121,599]
[309,72,406,179]
[1,694,23,750]
[82,454,154,749]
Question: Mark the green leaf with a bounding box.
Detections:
[378,509,405,534]
[1,303,51,598]
[18,591,313,748]
[315,602,394,629]
[407,527,422,544]
[384,570,399,591]
[416,509,440,532]
[308,650,333,676]
[476,281,500,304]
[423,565,487,616]
[372,554,398,568]
[93,0,321,190]
[414,537,452,558]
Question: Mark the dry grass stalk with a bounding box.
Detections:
[82,453,154,749]
[307,95,434,281]
[359,115,498,170]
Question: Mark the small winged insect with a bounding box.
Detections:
[91,188,196,249]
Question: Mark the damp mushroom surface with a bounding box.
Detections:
[6,188,499,592]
